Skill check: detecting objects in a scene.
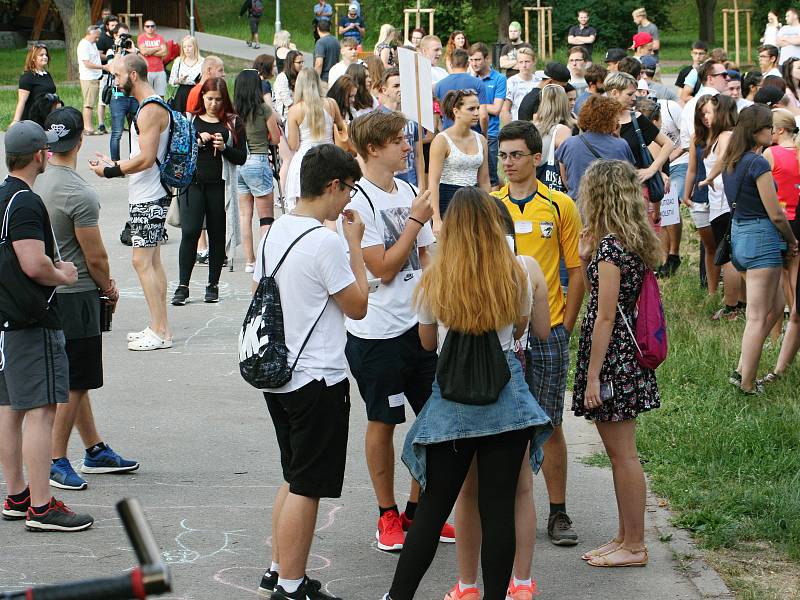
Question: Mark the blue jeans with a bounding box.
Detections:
[110,95,139,161]
[731,217,786,271]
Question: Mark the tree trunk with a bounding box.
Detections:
[498,0,511,42]
[697,0,717,43]
[52,0,92,81]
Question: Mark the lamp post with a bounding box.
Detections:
[190,0,195,36]
[275,0,282,33]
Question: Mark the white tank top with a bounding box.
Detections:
[440,130,484,186]
[702,141,729,219]
[129,96,170,205]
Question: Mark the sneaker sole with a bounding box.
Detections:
[2,510,27,520]
[80,463,140,474]
[25,519,94,532]
[256,587,273,598]
[549,537,579,546]
[49,478,87,491]
[439,535,455,543]
[375,530,403,551]
[204,298,219,303]
[172,299,188,306]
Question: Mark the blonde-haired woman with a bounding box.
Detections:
[374,24,398,68]
[501,47,536,124]
[12,43,56,125]
[383,187,552,600]
[574,160,662,568]
[169,35,204,114]
[273,29,297,73]
[534,84,575,193]
[284,68,346,209]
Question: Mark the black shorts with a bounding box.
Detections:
[710,212,731,246]
[249,15,261,34]
[264,378,350,498]
[345,326,438,425]
[791,217,800,239]
[65,335,103,391]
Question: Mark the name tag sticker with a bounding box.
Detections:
[388,393,405,408]
[515,221,533,234]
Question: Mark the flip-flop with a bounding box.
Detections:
[581,538,623,561]
[588,546,648,568]
[127,327,172,351]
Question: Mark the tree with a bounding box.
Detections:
[52,0,92,80]
[498,0,511,42]
[697,0,717,43]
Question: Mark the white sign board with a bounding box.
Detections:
[398,47,435,132]
[659,187,681,227]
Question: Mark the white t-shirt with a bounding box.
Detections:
[252,215,356,393]
[764,67,783,78]
[679,86,719,152]
[779,25,800,64]
[77,39,102,80]
[327,59,362,88]
[506,74,537,120]
[338,177,435,339]
[431,66,448,84]
[658,99,685,166]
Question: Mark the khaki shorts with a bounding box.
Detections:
[81,78,100,108]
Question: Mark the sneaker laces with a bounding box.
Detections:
[51,499,75,515]
[553,512,572,531]
[382,511,404,535]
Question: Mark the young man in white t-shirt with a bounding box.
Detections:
[777,8,800,65]
[327,37,361,88]
[339,111,455,552]
[251,144,368,600]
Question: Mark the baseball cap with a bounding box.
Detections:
[631,32,654,50]
[637,78,649,91]
[4,120,58,155]
[348,3,358,11]
[605,48,627,63]
[44,107,84,153]
[754,86,785,107]
[544,62,571,83]
[640,55,658,72]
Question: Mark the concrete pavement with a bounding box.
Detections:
[0,132,729,599]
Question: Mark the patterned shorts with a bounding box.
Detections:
[526,324,571,426]
[129,197,168,248]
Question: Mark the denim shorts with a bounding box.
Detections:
[731,217,786,271]
[237,153,274,197]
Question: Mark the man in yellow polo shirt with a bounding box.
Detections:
[493,120,585,548]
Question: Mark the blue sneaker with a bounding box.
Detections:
[80,446,140,474]
[50,458,88,490]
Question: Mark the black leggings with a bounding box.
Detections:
[179,182,226,287]
[388,427,532,600]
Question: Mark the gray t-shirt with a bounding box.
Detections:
[35,165,101,294]
[314,35,341,82]
[638,22,659,41]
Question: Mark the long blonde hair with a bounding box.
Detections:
[414,187,528,333]
[179,35,201,62]
[294,68,326,140]
[534,84,575,134]
[273,30,292,48]
[375,24,397,48]
[579,160,663,269]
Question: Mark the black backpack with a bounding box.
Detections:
[239,225,327,389]
[436,329,511,406]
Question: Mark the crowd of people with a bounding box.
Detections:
[3,4,800,600]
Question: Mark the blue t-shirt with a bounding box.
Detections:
[379,105,419,185]
[573,91,591,117]
[435,73,488,131]
[313,2,333,22]
[339,16,364,43]
[554,132,635,198]
[477,68,506,138]
[722,151,772,219]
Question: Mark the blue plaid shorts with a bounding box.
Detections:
[525,325,571,426]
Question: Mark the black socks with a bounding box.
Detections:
[549,503,566,517]
[9,487,29,502]
[86,442,108,457]
[379,504,398,517]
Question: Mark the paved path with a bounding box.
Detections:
[158,27,314,63]
[0,133,729,599]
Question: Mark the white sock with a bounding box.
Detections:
[277,576,304,593]
[270,561,280,574]
[459,581,478,592]
[513,577,532,587]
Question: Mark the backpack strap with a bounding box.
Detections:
[353,184,375,217]
[268,225,324,278]
[289,297,330,373]
[134,96,176,197]
[578,134,602,159]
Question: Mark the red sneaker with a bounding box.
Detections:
[376,509,404,551]
[506,578,539,600]
[400,511,456,543]
[442,582,480,600]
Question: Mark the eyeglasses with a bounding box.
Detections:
[709,71,728,79]
[498,151,534,162]
[342,182,359,198]
[145,24,156,28]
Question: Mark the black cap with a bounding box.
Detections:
[4,120,58,154]
[543,62,571,83]
[44,106,84,153]
[754,86,785,107]
[604,48,627,63]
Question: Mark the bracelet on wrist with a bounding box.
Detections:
[409,216,425,227]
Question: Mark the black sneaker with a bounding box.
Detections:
[25,497,94,532]
[2,492,30,520]
[272,576,342,600]
[204,284,219,303]
[547,511,578,546]
[257,569,278,597]
[172,285,189,306]
[196,252,209,265]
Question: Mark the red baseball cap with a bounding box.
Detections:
[631,32,653,49]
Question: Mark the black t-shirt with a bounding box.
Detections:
[567,25,598,56]
[500,41,533,77]
[0,176,61,329]
[675,65,701,95]
[518,86,542,122]
[620,113,663,169]
[18,71,57,121]
[97,31,114,55]
[194,118,247,183]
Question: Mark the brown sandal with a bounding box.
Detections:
[587,545,648,568]
[581,537,623,561]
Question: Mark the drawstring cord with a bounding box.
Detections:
[0,331,5,372]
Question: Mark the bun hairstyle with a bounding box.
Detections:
[441,89,478,120]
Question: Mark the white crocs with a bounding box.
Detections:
[127,328,172,351]
[126,329,147,342]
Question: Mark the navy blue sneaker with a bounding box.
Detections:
[50,458,87,490]
[80,446,140,474]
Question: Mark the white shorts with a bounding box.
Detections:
[690,203,710,229]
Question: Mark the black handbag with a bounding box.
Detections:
[436,329,511,406]
[0,191,57,330]
[631,112,665,203]
[714,154,756,266]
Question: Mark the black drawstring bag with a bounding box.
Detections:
[436,329,510,406]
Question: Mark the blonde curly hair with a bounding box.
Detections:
[579,160,663,269]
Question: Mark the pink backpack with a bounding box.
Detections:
[618,269,668,370]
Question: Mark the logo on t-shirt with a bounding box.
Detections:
[381,207,420,271]
[540,221,554,238]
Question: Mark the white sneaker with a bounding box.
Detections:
[245,262,255,273]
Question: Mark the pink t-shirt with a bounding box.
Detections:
[137,33,165,72]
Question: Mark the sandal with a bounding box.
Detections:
[588,546,648,568]
[581,537,623,561]
[127,327,172,351]
[126,329,148,342]
[762,372,781,384]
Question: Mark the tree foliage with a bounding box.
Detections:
[52,0,92,80]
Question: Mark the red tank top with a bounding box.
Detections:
[770,144,800,220]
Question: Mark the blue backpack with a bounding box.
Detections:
[134,96,198,190]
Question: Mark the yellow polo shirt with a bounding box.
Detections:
[492,181,582,328]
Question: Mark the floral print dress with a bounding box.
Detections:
[572,234,660,422]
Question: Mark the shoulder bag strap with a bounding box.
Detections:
[2,190,61,262]
[728,153,759,215]
[269,225,324,277]
[353,184,375,217]
[630,111,654,168]
[579,134,602,159]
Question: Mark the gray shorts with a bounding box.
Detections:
[0,328,69,410]
[147,71,168,97]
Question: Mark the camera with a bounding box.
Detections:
[116,32,133,51]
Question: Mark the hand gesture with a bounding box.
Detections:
[410,189,433,223]
[578,228,594,262]
[341,209,365,244]
[212,132,225,151]
[198,132,214,145]
[698,178,715,191]
[583,377,601,411]
[432,217,442,237]
[57,261,78,285]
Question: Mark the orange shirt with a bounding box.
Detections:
[185,82,203,113]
